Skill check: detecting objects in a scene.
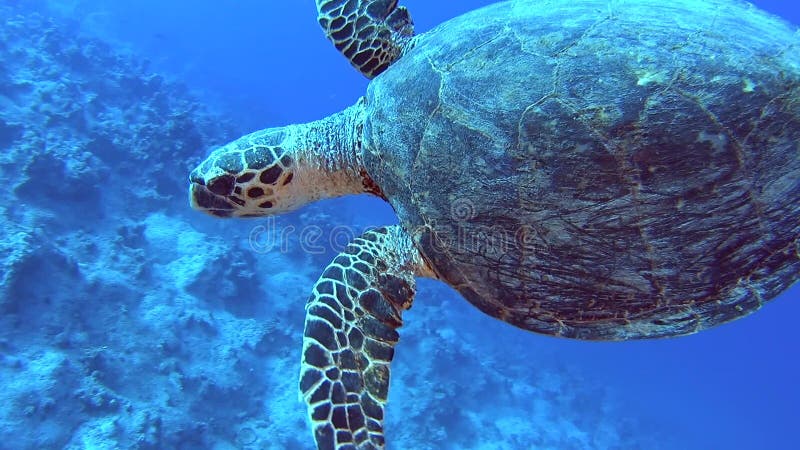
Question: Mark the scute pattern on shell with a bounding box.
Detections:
[362,0,800,339]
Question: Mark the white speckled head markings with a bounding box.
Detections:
[300,225,430,450]
[190,101,372,218]
[316,0,415,78]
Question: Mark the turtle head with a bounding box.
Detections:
[190,102,371,219]
[189,128,301,218]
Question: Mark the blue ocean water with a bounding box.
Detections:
[1,1,798,449]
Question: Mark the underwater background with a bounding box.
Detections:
[0,0,798,449]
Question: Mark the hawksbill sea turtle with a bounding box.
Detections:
[189,0,800,448]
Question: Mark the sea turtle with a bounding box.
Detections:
[189,0,800,448]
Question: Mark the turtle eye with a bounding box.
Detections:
[207,175,235,196]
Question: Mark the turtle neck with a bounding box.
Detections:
[290,97,375,200]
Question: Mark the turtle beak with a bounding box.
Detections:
[189,168,205,186]
[189,180,234,218]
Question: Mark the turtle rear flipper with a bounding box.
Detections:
[300,226,429,449]
[316,0,414,78]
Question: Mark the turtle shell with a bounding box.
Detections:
[361,0,800,340]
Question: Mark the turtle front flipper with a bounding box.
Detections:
[300,225,430,449]
[316,0,414,78]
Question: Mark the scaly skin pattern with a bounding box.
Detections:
[316,0,414,78]
[189,127,297,217]
[300,226,431,450]
[190,101,369,218]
